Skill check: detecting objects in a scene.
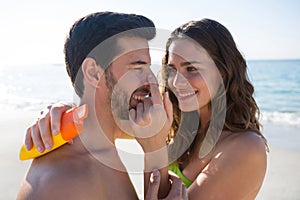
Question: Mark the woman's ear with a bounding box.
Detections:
[81,58,104,88]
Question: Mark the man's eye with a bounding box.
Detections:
[132,67,143,71]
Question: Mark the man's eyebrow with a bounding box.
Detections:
[130,60,148,65]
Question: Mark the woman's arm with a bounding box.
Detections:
[129,75,173,199]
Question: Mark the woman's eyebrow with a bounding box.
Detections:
[180,61,201,66]
[166,61,201,67]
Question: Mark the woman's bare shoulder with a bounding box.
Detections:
[211,130,267,177]
[217,131,266,152]
[188,131,267,199]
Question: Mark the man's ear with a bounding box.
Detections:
[81,58,104,88]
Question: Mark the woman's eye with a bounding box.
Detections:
[166,66,177,73]
[186,66,197,72]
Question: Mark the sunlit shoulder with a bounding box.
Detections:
[189,131,267,199]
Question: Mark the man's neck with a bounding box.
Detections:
[74,102,127,171]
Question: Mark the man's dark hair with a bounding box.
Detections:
[64,12,156,97]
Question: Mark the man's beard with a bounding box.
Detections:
[105,69,151,121]
[105,69,131,120]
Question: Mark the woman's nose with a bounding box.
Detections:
[173,72,188,89]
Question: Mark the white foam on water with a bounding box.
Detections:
[261,111,300,127]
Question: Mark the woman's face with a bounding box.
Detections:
[166,39,221,112]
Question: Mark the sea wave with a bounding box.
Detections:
[260,111,300,127]
[0,86,72,112]
[0,95,58,112]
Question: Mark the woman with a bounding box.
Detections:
[24,19,267,199]
[161,19,268,199]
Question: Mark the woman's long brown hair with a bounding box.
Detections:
[162,19,267,165]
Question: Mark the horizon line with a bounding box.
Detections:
[1,58,300,68]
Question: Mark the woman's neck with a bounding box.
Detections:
[199,104,211,130]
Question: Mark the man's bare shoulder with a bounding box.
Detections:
[17,148,101,200]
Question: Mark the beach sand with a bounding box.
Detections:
[0,109,35,199]
[256,124,300,200]
[1,109,299,199]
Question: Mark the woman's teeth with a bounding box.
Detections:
[178,91,196,97]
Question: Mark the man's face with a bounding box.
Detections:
[106,36,154,121]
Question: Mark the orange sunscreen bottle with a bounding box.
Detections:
[19,104,88,160]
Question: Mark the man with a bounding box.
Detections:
[17,12,184,199]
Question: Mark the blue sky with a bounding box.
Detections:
[0,0,299,66]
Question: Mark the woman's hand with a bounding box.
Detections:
[129,74,173,153]
[146,170,188,200]
[24,102,74,152]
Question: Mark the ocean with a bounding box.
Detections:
[247,60,300,127]
[1,59,300,127]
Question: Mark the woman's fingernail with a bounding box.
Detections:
[25,145,30,151]
[75,105,88,120]
[153,169,159,177]
[37,146,44,153]
[45,144,51,150]
[52,128,59,135]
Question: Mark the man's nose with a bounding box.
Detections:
[173,72,188,89]
[140,68,155,82]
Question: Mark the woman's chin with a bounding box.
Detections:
[179,104,199,112]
